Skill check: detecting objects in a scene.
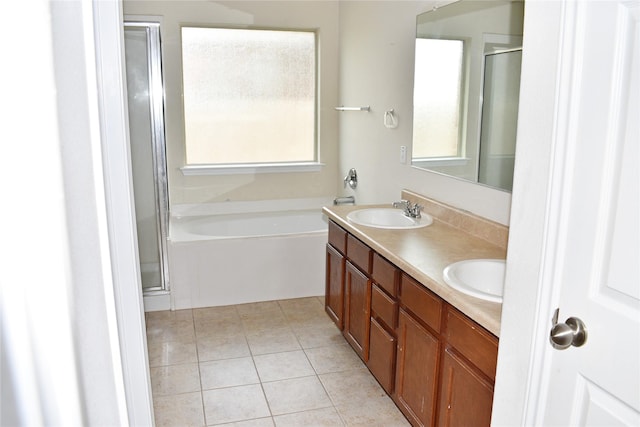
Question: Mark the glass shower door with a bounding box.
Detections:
[124,22,169,293]
[478,48,522,192]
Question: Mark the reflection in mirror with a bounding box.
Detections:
[412,0,524,192]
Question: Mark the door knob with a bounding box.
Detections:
[549,308,587,350]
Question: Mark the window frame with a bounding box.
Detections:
[178,25,322,175]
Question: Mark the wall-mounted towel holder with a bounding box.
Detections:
[335,106,370,112]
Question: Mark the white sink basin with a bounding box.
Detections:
[443,259,506,303]
[346,208,433,229]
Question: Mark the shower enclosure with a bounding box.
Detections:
[478,48,522,191]
[123,21,170,298]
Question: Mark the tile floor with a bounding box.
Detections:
[145,296,410,426]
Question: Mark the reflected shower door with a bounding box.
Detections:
[124,22,169,293]
[478,49,522,192]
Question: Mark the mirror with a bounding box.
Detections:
[412,0,524,192]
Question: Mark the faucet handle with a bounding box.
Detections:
[344,168,358,189]
[411,204,423,218]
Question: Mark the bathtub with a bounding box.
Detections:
[168,206,329,309]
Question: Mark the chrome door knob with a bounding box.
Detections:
[549,308,588,350]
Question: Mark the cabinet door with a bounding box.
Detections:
[395,308,440,427]
[343,261,371,361]
[368,316,396,394]
[325,244,345,329]
[437,348,494,427]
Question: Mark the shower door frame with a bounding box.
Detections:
[124,21,170,294]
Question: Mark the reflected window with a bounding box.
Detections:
[412,38,464,159]
[181,27,317,166]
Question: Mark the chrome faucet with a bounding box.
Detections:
[392,199,423,218]
[344,168,358,189]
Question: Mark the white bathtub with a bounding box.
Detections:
[168,207,329,309]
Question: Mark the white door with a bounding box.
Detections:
[499,0,640,425]
[493,0,640,424]
[538,0,640,424]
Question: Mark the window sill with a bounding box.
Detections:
[411,157,470,168]
[180,162,325,176]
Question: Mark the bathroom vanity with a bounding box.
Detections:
[323,191,507,426]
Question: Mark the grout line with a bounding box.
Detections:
[189,308,209,427]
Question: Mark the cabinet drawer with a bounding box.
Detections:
[347,234,372,274]
[372,253,398,297]
[400,274,442,333]
[328,221,347,254]
[445,307,498,380]
[371,284,397,330]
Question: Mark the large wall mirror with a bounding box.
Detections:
[412,0,524,192]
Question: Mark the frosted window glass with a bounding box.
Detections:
[412,38,464,158]
[181,27,316,165]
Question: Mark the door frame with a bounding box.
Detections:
[94,1,155,425]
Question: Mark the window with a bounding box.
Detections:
[412,38,465,159]
[181,27,317,169]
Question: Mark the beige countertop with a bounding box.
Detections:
[322,203,505,337]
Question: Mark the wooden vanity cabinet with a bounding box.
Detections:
[437,307,498,427]
[325,244,345,328]
[344,260,371,360]
[437,348,495,427]
[325,221,347,328]
[325,220,375,362]
[343,234,373,361]
[368,254,399,394]
[394,274,443,427]
[324,220,499,427]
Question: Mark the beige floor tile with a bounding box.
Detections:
[241,315,290,333]
[146,319,196,345]
[152,391,204,427]
[193,305,240,322]
[214,418,275,427]
[147,341,198,367]
[277,297,324,316]
[146,309,193,326]
[197,333,251,362]
[245,327,301,355]
[262,376,332,416]
[238,301,289,332]
[279,299,329,327]
[253,350,315,382]
[200,357,259,390]
[203,384,270,425]
[304,344,365,374]
[150,363,201,396]
[195,317,245,338]
[335,396,410,426]
[273,407,344,426]
[292,323,345,349]
[318,368,388,406]
[147,298,410,427]
[236,300,282,314]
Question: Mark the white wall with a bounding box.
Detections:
[123,0,341,206]
[338,1,512,225]
[123,0,512,224]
